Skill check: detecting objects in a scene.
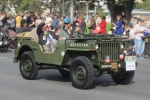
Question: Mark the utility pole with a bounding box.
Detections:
[70,0,73,22]
[62,0,65,16]
[86,3,88,21]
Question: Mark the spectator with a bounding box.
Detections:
[94,13,101,26]
[15,13,22,31]
[52,15,59,31]
[77,14,86,34]
[99,16,107,34]
[26,11,35,26]
[0,12,4,28]
[7,14,16,32]
[72,16,78,29]
[29,16,35,29]
[122,18,128,26]
[88,17,96,34]
[59,16,65,29]
[133,19,145,59]
[146,14,150,30]
[46,13,52,23]
[143,15,150,58]
[35,12,41,19]
[20,13,25,27]
[121,11,126,20]
[22,13,28,23]
[122,23,129,38]
[122,18,129,25]
[1,13,9,27]
[128,24,134,40]
[112,15,123,35]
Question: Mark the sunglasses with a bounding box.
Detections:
[64,22,71,25]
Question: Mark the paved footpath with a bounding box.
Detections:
[0,49,150,100]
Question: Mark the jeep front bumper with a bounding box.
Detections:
[101,62,138,72]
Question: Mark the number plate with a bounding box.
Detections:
[125,56,136,62]
[126,62,136,71]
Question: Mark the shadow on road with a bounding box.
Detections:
[35,70,135,89]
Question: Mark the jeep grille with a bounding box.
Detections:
[100,42,120,62]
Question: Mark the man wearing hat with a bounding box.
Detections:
[133,18,145,59]
[58,17,82,39]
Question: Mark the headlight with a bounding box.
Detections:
[95,43,100,50]
[120,44,124,49]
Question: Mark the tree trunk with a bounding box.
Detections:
[107,0,134,23]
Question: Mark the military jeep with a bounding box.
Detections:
[13,33,137,89]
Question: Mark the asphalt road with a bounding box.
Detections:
[0,49,150,100]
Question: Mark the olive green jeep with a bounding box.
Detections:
[13,33,137,89]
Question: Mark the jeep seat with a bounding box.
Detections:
[31,27,39,43]
[15,32,31,37]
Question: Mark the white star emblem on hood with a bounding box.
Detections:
[61,51,65,56]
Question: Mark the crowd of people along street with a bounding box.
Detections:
[0,11,150,58]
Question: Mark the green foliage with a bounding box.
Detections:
[0,0,42,14]
[0,0,9,12]
[134,2,140,9]
[97,9,105,17]
[139,0,150,10]
[13,0,42,13]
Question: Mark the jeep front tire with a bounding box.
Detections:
[111,71,135,85]
[70,56,94,89]
[19,51,39,80]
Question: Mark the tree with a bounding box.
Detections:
[0,0,42,14]
[0,0,10,12]
[139,0,150,11]
[74,0,135,22]
[12,0,42,13]
[107,0,135,22]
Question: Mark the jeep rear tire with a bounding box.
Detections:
[70,56,94,89]
[59,69,69,77]
[111,71,135,85]
[3,46,8,52]
[0,47,5,52]
[19,51,38,80]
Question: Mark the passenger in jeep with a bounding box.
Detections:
[42,25,58,52]
[37,19,64,52]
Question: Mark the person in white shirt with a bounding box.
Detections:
[128,24,134,40]
[133,19,145,59]
[94,13,101,26]
[46,13,52,24]
[0,12,4,28]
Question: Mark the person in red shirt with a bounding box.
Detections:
[99,16,107,34]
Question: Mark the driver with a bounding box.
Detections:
[58,17,83,39]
